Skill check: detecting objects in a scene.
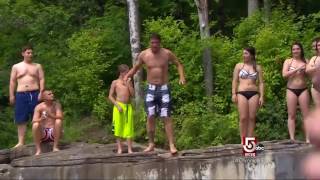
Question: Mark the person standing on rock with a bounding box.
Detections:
[109,64,135,154]
[282,42,310,143]
[231,47,264,144]
[9,45,45,148]
[306,39,320,107]
[32,90,63,155]
[124,33,186,155]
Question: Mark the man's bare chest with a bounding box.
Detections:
[17,66,38,78]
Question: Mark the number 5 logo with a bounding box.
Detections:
[243,137,256,153]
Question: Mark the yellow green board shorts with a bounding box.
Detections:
[113,102,134,138]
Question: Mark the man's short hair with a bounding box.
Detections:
[150,33,161,41]
[313,37,320,42]
[43,89,53,93]
[118,64,129,74]
[21,44,33,52]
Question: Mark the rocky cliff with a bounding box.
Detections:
[0,140,313,179]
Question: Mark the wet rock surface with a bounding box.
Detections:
[0,140,313,179]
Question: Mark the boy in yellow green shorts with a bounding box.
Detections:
[108,64,135,154]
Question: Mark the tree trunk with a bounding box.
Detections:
[248,0,259,16]
[195,0,213,97]
[126,0,143,109]
[263,0,271,22]
[217,0,226,34]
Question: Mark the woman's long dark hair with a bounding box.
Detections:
[291,41,306,63]
[316,40,320,53]
[244,47,257,72]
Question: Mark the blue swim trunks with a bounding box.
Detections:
[145,84,172,118]
[15,90,39,124]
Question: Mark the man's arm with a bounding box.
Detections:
[168,51,186,85]
[32,105,42,123]
[55,102,63,120]
[38,64,45,100]
[9,65,17,105]
[124,53,144,81]
[126,79,135,97]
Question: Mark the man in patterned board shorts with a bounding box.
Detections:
[124,33,186,154]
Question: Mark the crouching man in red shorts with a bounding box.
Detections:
[32,90,63,155]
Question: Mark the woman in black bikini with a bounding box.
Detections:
[232,47,264,144]
[306,39,320,107]
[282,42,310,142]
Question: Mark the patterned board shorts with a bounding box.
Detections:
[41,128,54,142]
[145,84,171,118]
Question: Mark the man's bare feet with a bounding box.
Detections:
[12,143,24,149]
[117,149,122,154]
[128,149,133,154]
[290,139,296,144]
[35,151,41,156]
[53,147,60,152]
[169,144,178,155]
[143,144,155,152]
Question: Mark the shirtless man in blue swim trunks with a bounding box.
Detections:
[124,33,186,154]
[9,45,45,148]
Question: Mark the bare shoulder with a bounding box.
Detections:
[162,48,171,53]
[284,58,292,64]
[138,49,149,62]
[257,64,263,71]
[111,80,119,87]
[112,79,119,84]
[235,62,243,69]
[140,49,148,57]
[162,48,175,57]
[35,102,45,110]
[54,101,62,109]
[12,62,22,69]
[33,63,42,68]
[310,56,317,61]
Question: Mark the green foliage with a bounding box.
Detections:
[0,108,16,148]
[175,99,239,149]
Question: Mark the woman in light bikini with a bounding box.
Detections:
[282,42,310,143]
[232,47,264,144]
[306,39,320,107]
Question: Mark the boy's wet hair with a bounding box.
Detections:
[150,33,161,41]
[118,64,129,74]
[21,44,33,52]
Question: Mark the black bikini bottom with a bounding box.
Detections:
[237,91,259,100]
[287,87,308,97]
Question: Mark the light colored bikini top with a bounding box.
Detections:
[239,64,258,80]
[314,56,319,66]
[288,59,305,72]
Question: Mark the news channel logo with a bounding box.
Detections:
[242,137,264,157]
